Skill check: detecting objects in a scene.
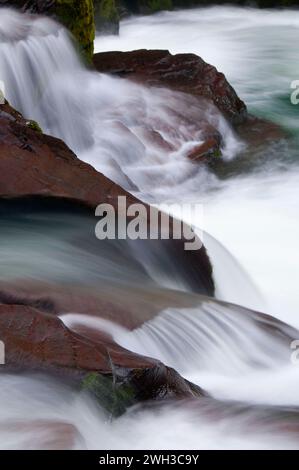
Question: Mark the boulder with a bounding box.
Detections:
[0,101,136,210]
[0,103,215,297]
[0,0,95,61]
[93,49,286,146]
[93,49,247,126]
[0,303,206,415]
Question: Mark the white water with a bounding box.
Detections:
[0,8,240,198]
[95,5,299,124]
[1,6,299,449]
[95,6,299,326]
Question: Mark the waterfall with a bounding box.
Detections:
[0,8,242,201]
[1,5,299,450]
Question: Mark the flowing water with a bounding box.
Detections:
[0,6,299,449]
[95,5,299,325]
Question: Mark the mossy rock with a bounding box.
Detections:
[81,371,135,416]
[144,0,173,12]
[134,0,173,13]
[94,0,120,34]
[53,1,95,62]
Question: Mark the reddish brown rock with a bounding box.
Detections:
[0,101,136,210]
[0,303,152,373]
[1,420,81,450]
[237,114,286,146]
[0,280,200,329]
[187,139,219,162]
[93,50,286,146]
[0,303,206,413]
[0,104,215,297]
[186,125,222,161]
[93,49,247,126]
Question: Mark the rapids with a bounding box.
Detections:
[0,5,299,449]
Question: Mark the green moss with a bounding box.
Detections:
[26,120,43,133]
[82,372,136,416]
[54,0,95,62]
[137,0,173,12]
[94,0,119,33]
[213,149,222,158]
[146,0,172,11]
[98,0,119,21]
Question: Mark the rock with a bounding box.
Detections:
[0,103,215,297]
[187,140,220,162]
[93,49,286,148]
[0,272,208,330]
[0,98,213,415]
[0,101,136,210]
[1,420,81,450]
[0,303,206,414]
[186,124,222,161]
[93,49,247,126]
[237,114,287,146]
[94,0,119,34]
[0,0,95,61]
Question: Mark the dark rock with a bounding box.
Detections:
[93,49,247,126]
[0,303,207,414]
[237,114,287,146]
[0,103,215,297]
[94,49,286,148]
[0,101,136,210]
[186,125,222,161]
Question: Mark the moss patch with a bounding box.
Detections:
[146,0,173,11]
[26,120,43,133]
[82,372,136,416]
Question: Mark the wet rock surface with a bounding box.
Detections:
[93,49,247,126]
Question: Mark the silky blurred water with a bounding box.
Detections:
[0,6,299,449]
[96,6,299,326]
